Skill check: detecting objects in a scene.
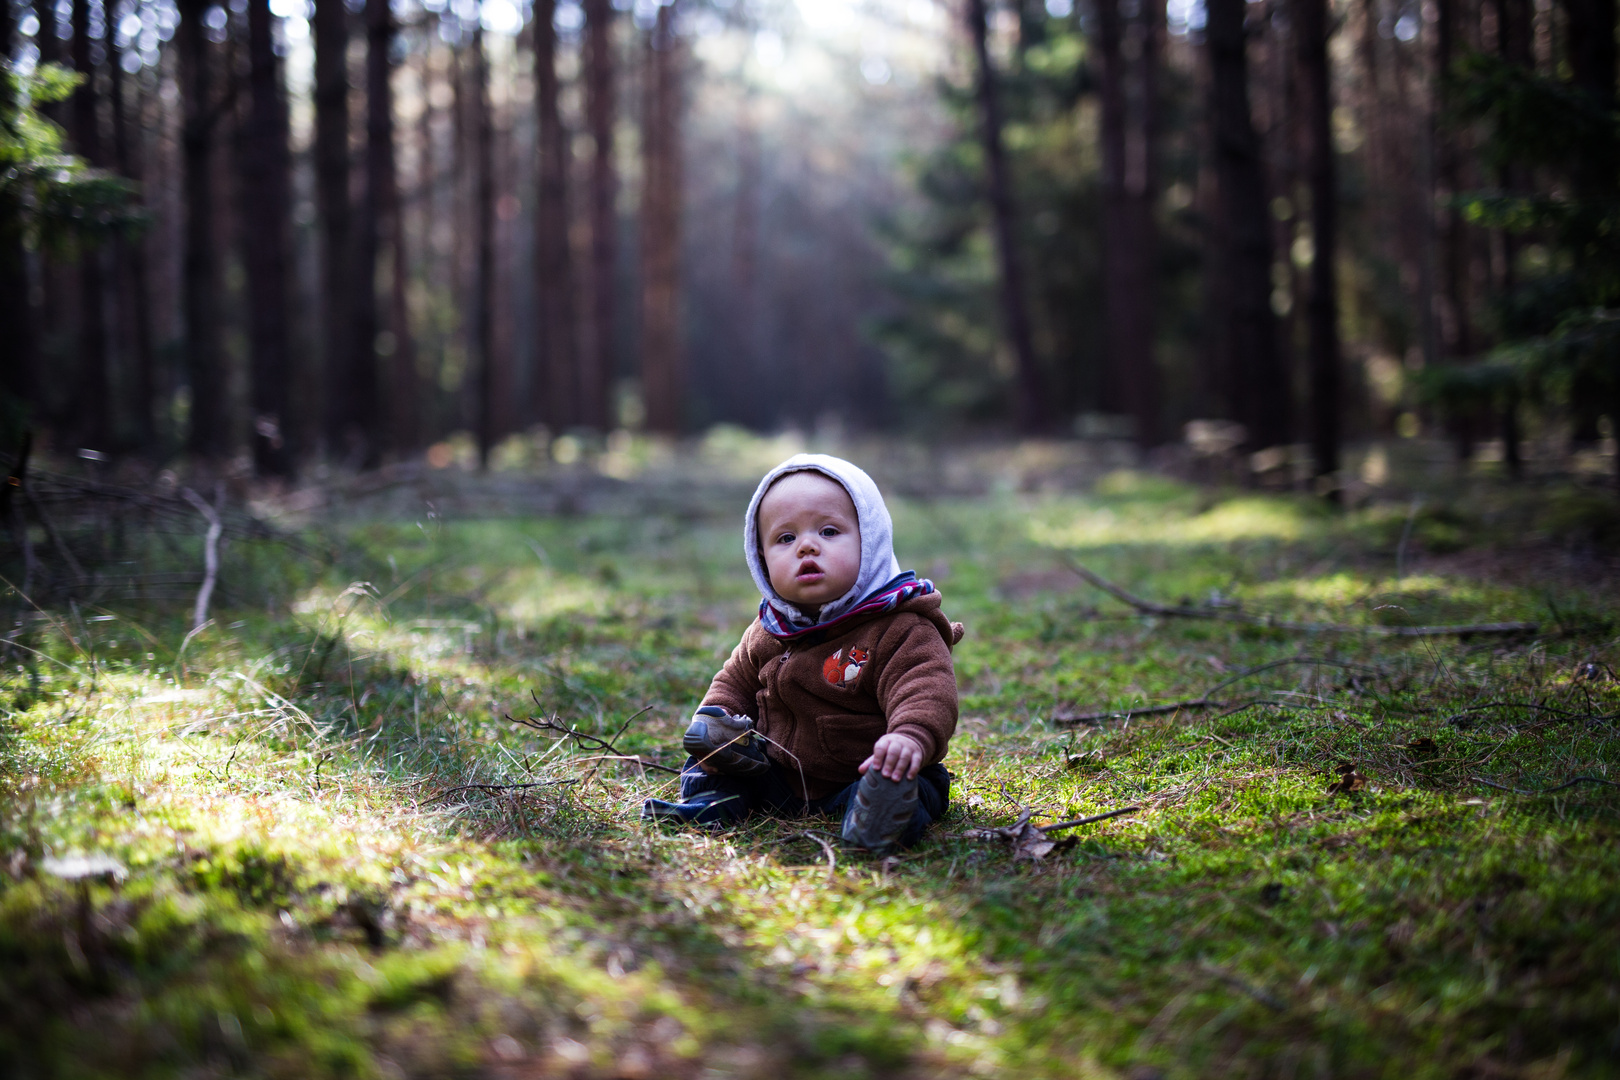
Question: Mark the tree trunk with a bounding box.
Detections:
[314,0,354,462]
[0,0,36,414]
[177,0,225,458]
[388,147,417,455]
[1495,0,1532,474]
[640,5,682,434]
[1206,0,1288,449]
[471,21,496,467]
[1564,0,1615,198]
[583,0,617,431]
[347,0,401,466]
[730,98,760,422]
[107,6,156,451]
[71,0,110,449]
[1562,0,1619,481]
[533,0,577,431]
[1096,0,1126,417]
[417,26,438,441]
[1128,0,1163,447]
[1296,0,1340,488]
[966,0,1045,430]
[1435,0,1472,369]
[237,0,295,477]
[1097,0,1164,447]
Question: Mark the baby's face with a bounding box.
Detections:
[756,472,862,613]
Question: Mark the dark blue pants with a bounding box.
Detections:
[672,758,951,848]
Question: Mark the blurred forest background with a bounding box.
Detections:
[3,0,1619,487]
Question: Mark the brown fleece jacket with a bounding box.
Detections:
[700,592,964,800]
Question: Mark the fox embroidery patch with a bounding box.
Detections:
[822,647,869,689]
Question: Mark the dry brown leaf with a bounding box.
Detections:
[1327,760,1367,796]
[965,808,1091,861]
[1402,737,1439,759]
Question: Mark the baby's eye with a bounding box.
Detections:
[820,526,840,537]
[775,532,795,544]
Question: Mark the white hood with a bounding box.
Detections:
[743,454,903,631]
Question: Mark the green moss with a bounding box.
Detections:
[1,472,1617,1077]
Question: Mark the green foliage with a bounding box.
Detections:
[1445,54,1620,437]
[1,63,142,253]
[872,17,1203,430]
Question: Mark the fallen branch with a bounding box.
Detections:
[1199,961,1287,1012]
[1037,805,1145,834]
[1061,555,1538,637]
[796,831,838,877]
[1053,656,1380,726]
[1470,775,1620,796]
[966,805,1141,861]
[508,703,682,775]
[435,778,580,802]
[1054,698,1230,726]
[2,434,39,597]
[1443,700,1620,726]
[25,487,86,585]
[181,485,222,632]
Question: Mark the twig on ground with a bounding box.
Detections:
[583,708,648,784]
[798,831,838,878]
[25,488,86,585]
[1054,656,1379,725]
[1199,961,1287,1012]
[1054,698,1231,726]
[509,702,681,774]
[966,805,1142,860]
[435,779,581,802]
[2,435,39,598]
[1060,555,1538,637]
[1443,700,1620,726]
[181,485,223,632]
[1469,775,1620,796]
[1395,495,1423,584]
[1038,805,1145,834]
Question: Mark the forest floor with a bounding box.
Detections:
[3,436,1619,1079]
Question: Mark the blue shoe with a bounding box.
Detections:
[641,792,744,826]
[682,706,771,777]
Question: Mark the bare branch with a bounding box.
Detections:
[435,778,580,802]
[508,703,681,774]
[1038,805,1144,834]
[1054,698,1230,726]
[181,485,223,632]
[1060,555,1538,637]
[1470,775,1620,796]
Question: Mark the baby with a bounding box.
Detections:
[642,454,963,852]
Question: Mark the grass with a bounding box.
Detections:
[2,444,1618,1078]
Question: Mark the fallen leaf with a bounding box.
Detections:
[1065,749,1106,771]
[964,809,1072,862]
[1327,761,1367,796]
[1402,737,1439,758]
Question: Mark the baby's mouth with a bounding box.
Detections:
[795,561,824,581]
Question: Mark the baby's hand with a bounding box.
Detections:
[859,733,924,782]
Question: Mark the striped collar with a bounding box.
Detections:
[758,572,935,642]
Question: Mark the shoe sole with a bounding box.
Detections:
[841,770,920,852]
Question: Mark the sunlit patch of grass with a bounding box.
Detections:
[3,469,1619,1078]
[1029,492,1325,551]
